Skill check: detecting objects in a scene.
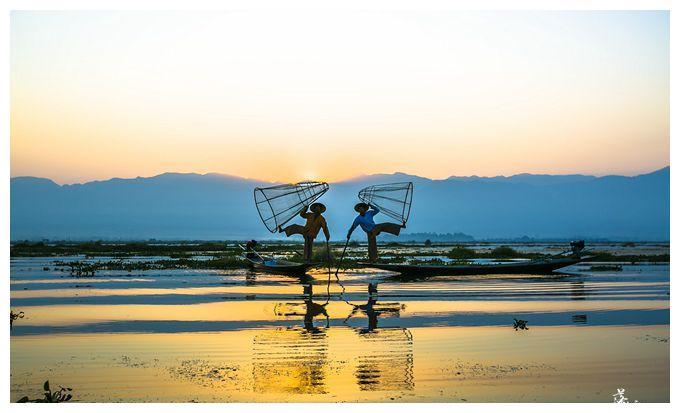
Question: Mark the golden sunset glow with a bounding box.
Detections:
[10,11,669,183]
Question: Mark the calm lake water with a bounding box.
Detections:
[10,252,669,402]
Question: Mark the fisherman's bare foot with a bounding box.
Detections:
[277,226,284,233]
[401,222,407,228]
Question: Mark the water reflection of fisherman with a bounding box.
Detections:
[275,284,329,332]
[304,302,329,332]
[303,284,329,332]
[279,203,330,262]
[357,297,381,332]
[345,287,404,333]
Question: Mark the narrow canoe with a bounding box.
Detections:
[244,255,318,277]
[360,255,585,278]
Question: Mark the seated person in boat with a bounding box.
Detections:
[279,203,330,262]
[244,239,259,260]
[346,202,405,262]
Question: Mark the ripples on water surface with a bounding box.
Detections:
[10,254,669,402]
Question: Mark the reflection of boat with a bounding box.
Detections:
[252,327,328,394]
[570,281,586,300]
[572,314,588,324]
[361,255,586,278]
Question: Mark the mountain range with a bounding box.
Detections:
[10,167,670,241]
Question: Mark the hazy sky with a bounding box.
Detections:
[11,11,669,184]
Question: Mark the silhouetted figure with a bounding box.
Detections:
[244,240,259,260]
[347,203,404,262]
[280,203,330,262]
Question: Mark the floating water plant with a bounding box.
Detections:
[489,246,523,258]
[513,318,529,330]
[58,261,98,277]
[10,241,670,266]
[446,245,477,259]
[16,381,72,403]
[10,310,24,329]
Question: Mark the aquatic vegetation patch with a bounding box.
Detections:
[167,359,239,388]
[118,355,159,368]
[10,240,243,257]
[590,251,669,262]
[446,245,543,260]
[16,381,73,403]
[10,310,24,329]
[59,261,98,277]
[636,334,669,343]
[446,245,477,259]
[513,318,529,330]
[443,360,555,380]
[409,257,447,265]
[310,246,335,263]
[489,246,523,258]
[54,255,246,273]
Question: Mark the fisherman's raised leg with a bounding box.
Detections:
[373,222,403,237]
[280,224,305,237]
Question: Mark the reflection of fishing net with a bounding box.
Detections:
[254,181,329,233]
[364,302,405,315]
[355,328,414,391]
[358,182,413,225]
[274,302,308,317]
[252,327,328,394]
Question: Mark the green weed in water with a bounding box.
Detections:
[16,381,73,403]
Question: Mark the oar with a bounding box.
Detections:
[334,238,350,282]
[325,240,332,301]
[331,238,355,304]
[238,243,265,261]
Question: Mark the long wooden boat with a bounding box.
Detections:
[243,254,318,277]
[361,255,586,278]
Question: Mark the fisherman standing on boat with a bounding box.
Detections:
[279,203,330,262]
[347,203,405,262]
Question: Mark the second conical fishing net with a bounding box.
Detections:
[358,182,413,225]
[254,181,329,233]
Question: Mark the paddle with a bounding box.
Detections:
[334,238,350,283]
[325,240,332,300]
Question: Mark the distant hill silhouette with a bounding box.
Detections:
[10,167,669,241]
